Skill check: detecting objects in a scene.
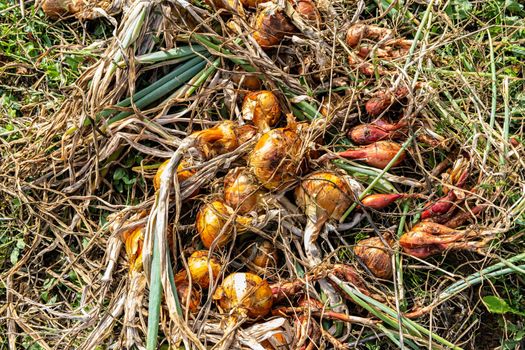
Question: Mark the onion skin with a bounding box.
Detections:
[196,200,251,249]
[253,6,295,49]
[295,171,354,221]
[354,236,393,279]
[153,158,197,191]
[212,272,273,318]
[242,91,281,131]
[42,0,83,18]
[187,250,221,289]
[338,141,406,169]
[248,126,303,190]
[346,23,393,47]
[224,167,264,214]
[123,226,145,272]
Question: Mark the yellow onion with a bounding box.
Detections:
[248,125,304,190]
[244,240,278,270]
[212,272,273,318]
[187,250,221,289]
[196,199,252,249]
[224,167,264,214]
[242,91,281,131]
[231,68,262,91]
[354,236,393,279]
[295,171,354,221]
[153,158,197,191]
[192,120,258,160]
[253,5,295,49]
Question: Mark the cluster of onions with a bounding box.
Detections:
[346,23,412,77]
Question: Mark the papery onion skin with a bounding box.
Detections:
[224,167,264,214]
[366,87,409,116]
[212,272,273,318]
[253,6,295,49]
[248,126,304,190]
[295,171,354,220]
[354,236,393,279]
[338,141,405,169]
[242,91,281,131]
[187,250,222,289]
[153,158,197,191]
[123,226,145,272]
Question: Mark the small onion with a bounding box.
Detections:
[212,272,273,318]
[231,68,262,91]
[242,91,281,131]
[240,0,269,8]
[175,279,202,313]
[244,240,278,270]
[346,23,393,48]
[293,0,320,22]
[192,120,258,160]
[153,158,197,191]
[354,236,393,279]
[253,5,295,49]
[248,126,304,190]
[224,167,264,214]
[348,124,404,145]
[295,171,354,221]
[196,200,251,249]
[337,141,405,169]
[187,250,221,289]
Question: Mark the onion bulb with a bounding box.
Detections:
[336,141,406,169]
[231,68,262,91]
[224,167,264,214]
[196,200,252,249]
[212,272,273,318]
[187,250,222,289]
[365,86,409,116]
[248,125,304,190]
[192,120,258,160]
[253,5,295,49]
[354,236,393,279]
[348,123,405,145]
[42,0,83,18]
[360,193,424,210]
[242,91,281,131]
[175,278,202,313]
[346,23,393,47]
[153,158,197,191]
[243,239,278,270]
[295,171,354,221]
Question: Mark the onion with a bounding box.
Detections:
[175,278,202,313]
[212,272,273,318]
[248,125,304,190]
[365,87,409,116]
[153,158,197,191]
[192,120,258,160]
[231,68,262,91]
[346,23,393,47]
[196,199,251,249]
[360,193,424,210]
[253,5,295,49]
[348,124,404,145]
[186,250,222,289]
[354,236,393,279]
[295,171,355,264]
[292,0,320,22]
[243,239,278,270]
[334,141,405,169]
[242,91,281,131]
[224,167,264,214]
